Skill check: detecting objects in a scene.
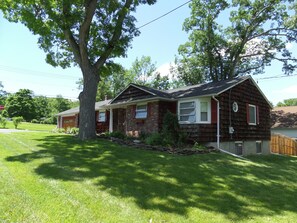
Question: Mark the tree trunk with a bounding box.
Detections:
[78,68,100,140]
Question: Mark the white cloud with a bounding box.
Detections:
[156,62,177,80]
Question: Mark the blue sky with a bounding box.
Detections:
[0,0,296,105]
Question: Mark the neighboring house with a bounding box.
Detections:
[271,106,297,139]
[57,76,272,155]
[56,100,111,132]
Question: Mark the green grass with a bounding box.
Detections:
[1,132,297,222]
[3,121,56,132]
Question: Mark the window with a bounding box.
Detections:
[235,141,243,156]
[200,101,209,122]
[247,104,257,125]
[178,98,211,124]
[135,104,147,119]
[256,141,262,154]
[179,101,196,123]
[98,111,106,122]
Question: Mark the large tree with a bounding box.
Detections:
[5,89,36,121]
[1,0,156,139]
[177,0,297,85]
[0,82,7,105]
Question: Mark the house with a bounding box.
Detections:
[56,100,111,132]
[271,106,297,139]
[57,75,272,155]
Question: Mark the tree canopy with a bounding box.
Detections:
[0,0,156,140]
[76,55,174,100]
[0,82,7,105]
[176,0,297,85]
[5,89,36,121]
[276,98,297,107]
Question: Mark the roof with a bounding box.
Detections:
[56,99,111,117]
[131,83,172,98]
[167,75,250,98]
[111,75,271,106]
[272,106,297,113]
[271,106,297,129]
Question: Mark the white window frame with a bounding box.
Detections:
[198,99,211,123]
[178,98,211,124]
[98,110,106,122]
[248,104,257,125]
[135,104,147,119]
[178,100,196,123]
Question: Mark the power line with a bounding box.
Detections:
[255,73,297,81]
[137,0,192,29]
[0,64,80,79]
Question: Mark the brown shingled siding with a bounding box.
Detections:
[180,79,271,142]
[112,86,154,104]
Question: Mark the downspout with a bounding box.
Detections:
[212,96,245,159]
[212,96,220,150]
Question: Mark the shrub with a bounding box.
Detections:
[12,116,24,129]
[161,111,181,146]
[145,132,164,146]
[69,128,79,135]
[31,119,40,124]
[40,117,55,124]
[0,115,7,128]
[108,131,126,139]
[1,110,8,118]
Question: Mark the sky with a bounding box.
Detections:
[0,0,297,106]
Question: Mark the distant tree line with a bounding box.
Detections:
[0,84,78,124]
[277,98,297,107]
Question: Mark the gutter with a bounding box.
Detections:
[212,96,245,159]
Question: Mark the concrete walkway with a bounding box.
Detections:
[0,129,32,134]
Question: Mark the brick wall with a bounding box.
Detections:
[126,102,160,137]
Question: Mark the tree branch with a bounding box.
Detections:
[94,0,133,70]
[79,0,97,66]
[248,28,297,41]
[62,2,82,67]
[237,62,264,75]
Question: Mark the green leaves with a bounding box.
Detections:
[177,0,297,84]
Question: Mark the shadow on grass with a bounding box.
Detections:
[6,134,297,221]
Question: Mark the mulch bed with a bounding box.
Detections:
[100,136,219,155]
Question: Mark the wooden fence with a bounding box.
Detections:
[270,134,297,156]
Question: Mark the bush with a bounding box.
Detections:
[31,119,40,124]
[108,131,126,139]
[1,110,8,118]
[161,111,181,146]
[12,116,24,129]
[145,132,164,146]
[40,116,55,124]
[0,115,7,128]
[69,128,79,135]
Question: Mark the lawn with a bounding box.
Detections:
[1,132,297,222]
[3,121,56,132]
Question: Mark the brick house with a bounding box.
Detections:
[56,100,111,133]
[106,75,271,155]
[57,75,272,155]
